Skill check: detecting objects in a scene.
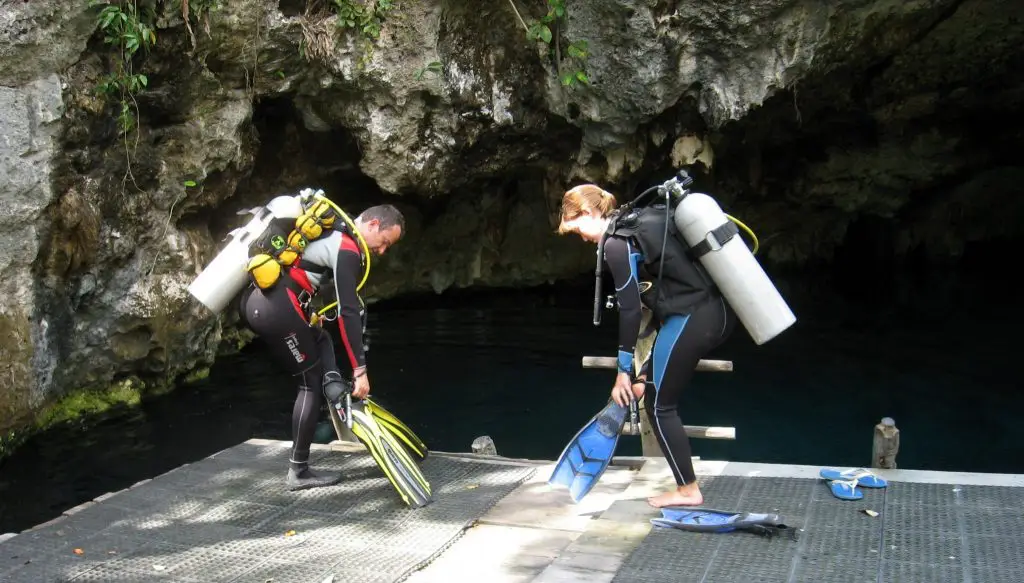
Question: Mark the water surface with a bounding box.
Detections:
[1,261,1019,533]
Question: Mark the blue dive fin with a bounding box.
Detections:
[548,399,628,503]
[651,506,795,538]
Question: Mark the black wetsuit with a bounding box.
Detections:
[604,234,735,486]
[239,229,367,474]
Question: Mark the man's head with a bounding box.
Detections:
[355,204,405,256]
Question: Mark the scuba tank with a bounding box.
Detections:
[188,194,304,314]
[594,169,796,345]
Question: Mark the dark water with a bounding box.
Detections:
[1,251,1021,533]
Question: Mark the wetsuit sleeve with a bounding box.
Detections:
[603,236,643,376]
[332,234,366,371]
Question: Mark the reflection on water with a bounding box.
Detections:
[1,268,1020,533]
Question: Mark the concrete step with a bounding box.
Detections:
[403,459,645,583]
[527,458,678,583]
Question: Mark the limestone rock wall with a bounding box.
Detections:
[0,0,1021,431]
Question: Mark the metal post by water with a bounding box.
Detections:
[581,355,736,456]
[872,417,900,469]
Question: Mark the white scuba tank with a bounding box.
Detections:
[672,192,796,345]
[187,194,305,314]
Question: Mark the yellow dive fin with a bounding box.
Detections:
[365,398,429,461]
[349,403,432,508]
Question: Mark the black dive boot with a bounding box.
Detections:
[286,462,342,491]
[284,370,351,491]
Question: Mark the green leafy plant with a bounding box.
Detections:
[563,38,589,86]
[88,0,158,136]
[414,60,443,80]
[297,0,395,70]
[330,0,394,41]
[509,0,589,87]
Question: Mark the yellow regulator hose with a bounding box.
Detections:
[312,193,371,318]
[725,213,760,255]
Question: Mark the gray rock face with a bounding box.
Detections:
[0,2,95,86]
[0,0,1020,430]
[563,0,963,175]
[0,74,65,420]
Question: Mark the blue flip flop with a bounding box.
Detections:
[825,479,863,501]
[819,468,888,489]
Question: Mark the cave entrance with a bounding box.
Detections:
[205,94,397,240]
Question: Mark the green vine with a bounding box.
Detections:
[510,0,589,87]
[88,0,158,137]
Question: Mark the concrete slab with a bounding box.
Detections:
[528,499,658,583]
[481,464,638,532]
[400,446,654,583]
[403,523,579,583]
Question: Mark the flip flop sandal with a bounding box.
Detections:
[819,467,888,488]
[826,478,863,501]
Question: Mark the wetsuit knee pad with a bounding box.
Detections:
[323,370,351,403]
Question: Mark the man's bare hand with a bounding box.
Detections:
[352,370,370,399]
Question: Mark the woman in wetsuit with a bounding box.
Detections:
[557,184,735,508]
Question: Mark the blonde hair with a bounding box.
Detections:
[557,184,618,234]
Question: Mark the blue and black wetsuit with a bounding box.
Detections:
[603,234,735,486]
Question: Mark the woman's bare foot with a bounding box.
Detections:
[647,483,704,508]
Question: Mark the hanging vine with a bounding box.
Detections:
[508,0,589,87]
[89,0,158,136]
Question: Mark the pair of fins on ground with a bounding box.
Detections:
[548,399,795,539]
[328,394,433,508]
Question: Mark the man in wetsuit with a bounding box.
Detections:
[239,204,405,490]
[557,184,735,508]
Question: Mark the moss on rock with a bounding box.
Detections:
[182,366,211,384]
[34,377,144,430]
[0,376,146,461]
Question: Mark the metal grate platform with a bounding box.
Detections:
[610,475,1024,583]
[0,442,536,582]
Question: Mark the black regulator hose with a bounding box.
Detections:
[592,170,693,328]
[593,231,606,326]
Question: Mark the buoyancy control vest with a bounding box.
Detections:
[609,203,719,322]
[245,196,343,292]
